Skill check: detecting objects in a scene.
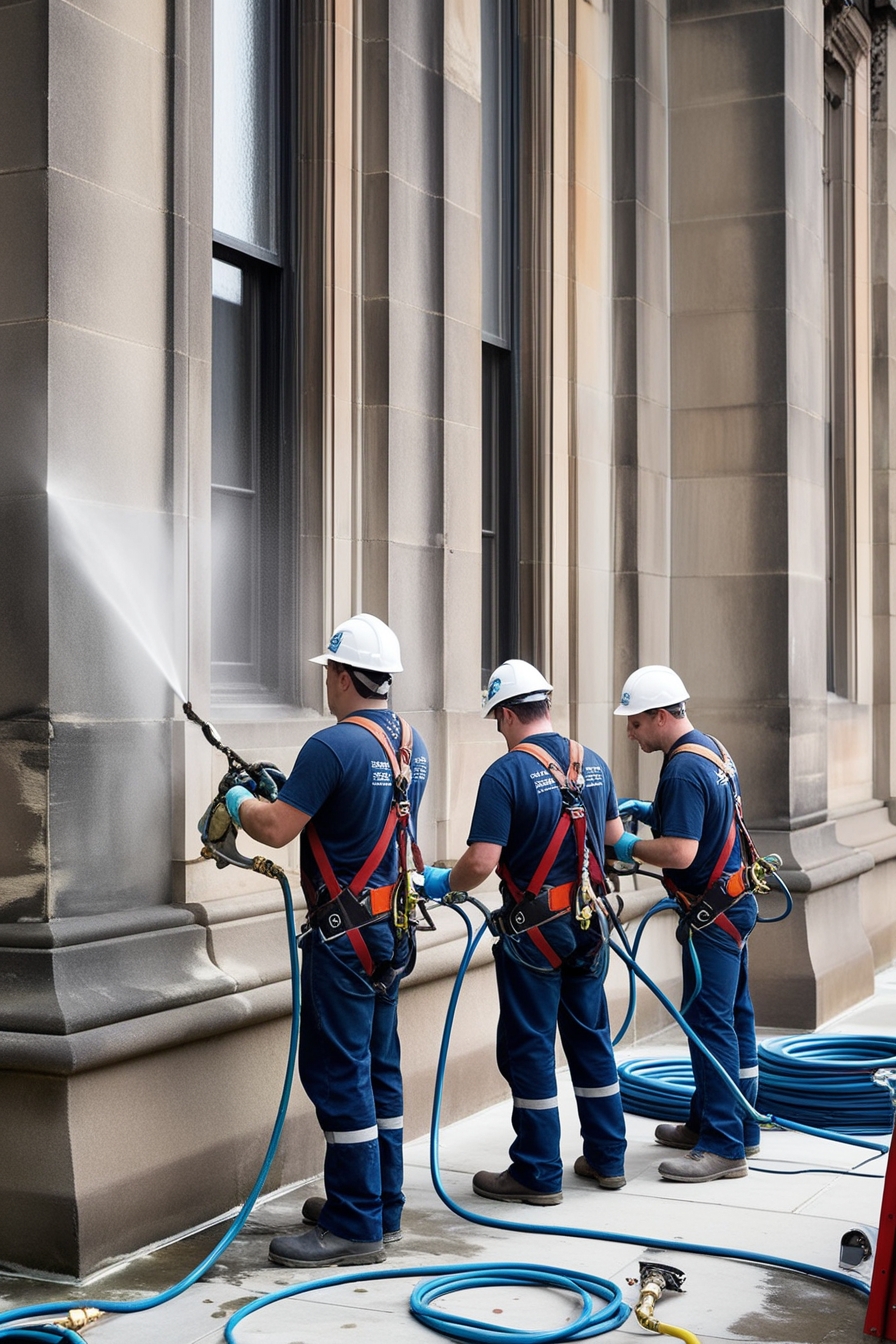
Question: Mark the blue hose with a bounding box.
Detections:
[4,889,876,1344]
[618,1038,896,1137]
[758,1036,896,1134]
[225,907,631,1344]
[0,868,302,1344]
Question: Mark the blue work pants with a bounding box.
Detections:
[494,939,626,1192]
[681,894,759,1158]
[298,926,406,1242]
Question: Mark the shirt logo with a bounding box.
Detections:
[328,630,344,653]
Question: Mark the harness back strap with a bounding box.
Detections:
[665,739,748,946]
[497,741,593,969]
[303,715,419,974]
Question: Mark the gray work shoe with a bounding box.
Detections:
[268,1225,386,1267]
[302,1195,402,1243]
[654,1122,759,1158]
[654,1122,700,1150]
[573,1156,626,1190]
[658,1150,748,1183]
[472,1169,562,1205]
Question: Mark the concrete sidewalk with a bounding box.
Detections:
[2,970,893,1344]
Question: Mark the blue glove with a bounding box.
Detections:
[422,866,453,902]
[225,785,254,828]
[618,798,655,827]
[611,830,638,865]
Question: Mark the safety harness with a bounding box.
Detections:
[495,740,608,969]
[662,738,760,947]
[301,715,423,983]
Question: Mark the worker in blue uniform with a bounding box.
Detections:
[224,613,429,1266]
[424,660,627,1204]
[612,664,760,1182]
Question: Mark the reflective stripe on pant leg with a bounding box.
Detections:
[494,941,563,1192]
[298,933,383,1242]
[559,974,626,1176]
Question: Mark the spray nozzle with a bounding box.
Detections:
[182,702,254,775]
[183,701,223,749]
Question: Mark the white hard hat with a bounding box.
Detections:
[311,613,404,682]
[482,659,553,718]
[614,664,689,716]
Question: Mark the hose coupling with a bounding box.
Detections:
[635,1262,686,1332]
[253,856,285,880]
[50,1306,104,1332]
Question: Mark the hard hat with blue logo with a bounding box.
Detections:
[482,659,553,718]
[614,665,689,716]
[311,613,404,678]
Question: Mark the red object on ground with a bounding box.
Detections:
[866,1134,896,1338]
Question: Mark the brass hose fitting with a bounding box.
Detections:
[50,1306,104,1333]
[634,1263,700,1344]
[253,856,285,880]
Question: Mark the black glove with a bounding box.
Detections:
[249,761,287,802]
[217,762,287,803]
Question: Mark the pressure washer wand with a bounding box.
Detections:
[182,701,253,775]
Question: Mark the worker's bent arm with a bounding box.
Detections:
[237,797,311,849]
[605,816,624,847]
[449,842,503,893]
[628,835,698,870]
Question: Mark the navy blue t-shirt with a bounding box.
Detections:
[654,730,741,896]
[467,732,618,892]
[279,709,429,894]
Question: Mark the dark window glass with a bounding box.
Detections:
[481,345,518,685]
[211,0,291,699]
[481,0,519,684]
[824,54,855,699]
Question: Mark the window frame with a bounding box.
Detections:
[210,0,298,707]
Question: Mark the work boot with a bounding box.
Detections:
[654,1122,700,1150]
[301,1195,402,1244]
[268,1226,386,1268]
[658,1150,748,1183]
[472,1169,562,1206]
[573,1156,626,1190]
[654,1122,759,1158]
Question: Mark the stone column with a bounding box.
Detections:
[668,0,875,1027]
[0,2,314,1277]
[610,0,673,799]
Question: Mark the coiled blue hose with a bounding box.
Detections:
[618,1056,695,1120]
[618,1038,896,1136]
[758,1036,896,1134]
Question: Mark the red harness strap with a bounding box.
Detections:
[303,715,420,976]
[663,739,749,947]
[497,740,603,969]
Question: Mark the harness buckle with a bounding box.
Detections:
[308,887,390,941]
[392,869,417,933]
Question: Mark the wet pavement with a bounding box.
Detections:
[2,970,894,1343]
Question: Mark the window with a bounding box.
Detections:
[481,0,519,685]
[211,0,293,697]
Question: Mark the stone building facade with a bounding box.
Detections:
[0,0,894,1276]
